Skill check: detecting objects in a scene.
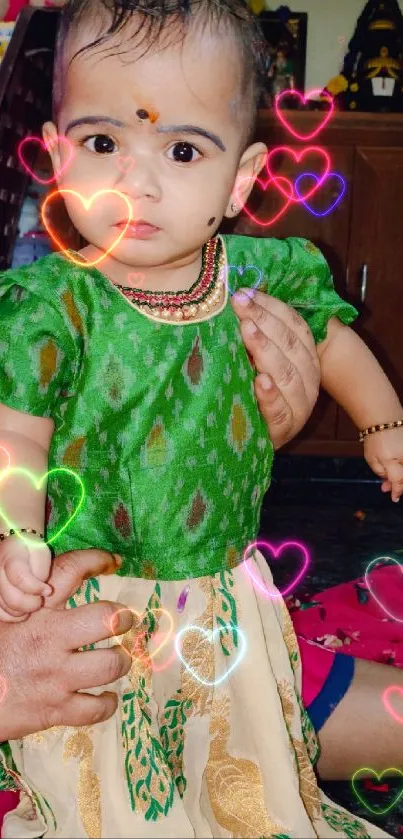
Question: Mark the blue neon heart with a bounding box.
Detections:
[223,264,264,297]
[295,172,346,217]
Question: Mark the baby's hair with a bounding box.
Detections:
[53,0,269,146]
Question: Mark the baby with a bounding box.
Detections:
[0,0,400,836]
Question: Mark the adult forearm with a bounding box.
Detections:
[319,325,403,429]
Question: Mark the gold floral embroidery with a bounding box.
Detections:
[277,680,321,820]
[277,679,296,730]
[63,728,101,838]
[280,601,300,675]
[292,738,322,823]
[206,696,288,838]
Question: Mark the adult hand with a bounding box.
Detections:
[231,290,320,449]
[0,549,133,741]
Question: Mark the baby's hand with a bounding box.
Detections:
[364,427,403,502]
[0,536,52,622]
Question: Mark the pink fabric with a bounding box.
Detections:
[292,562,403,707]
[0,793,19,832]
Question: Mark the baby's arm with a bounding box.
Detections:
[0,403,53,621]
[317,319,403,501]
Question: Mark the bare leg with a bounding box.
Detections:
[316,658,403,781]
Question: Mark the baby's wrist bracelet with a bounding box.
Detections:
[0,528,45,542]
[359,419,403,443]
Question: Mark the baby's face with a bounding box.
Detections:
[44,18,266,269]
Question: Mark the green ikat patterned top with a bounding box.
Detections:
[0,235,358,581]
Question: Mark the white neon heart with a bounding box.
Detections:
[174,623,246,686]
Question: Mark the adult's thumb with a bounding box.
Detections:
[45,548,122,609]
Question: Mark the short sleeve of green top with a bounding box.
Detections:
[0,263,79,417]
[222,234,359,344]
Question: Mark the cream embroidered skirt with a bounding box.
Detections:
[4,552,391,839]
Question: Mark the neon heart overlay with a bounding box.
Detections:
[0,446,10,470]
[175,623,246,686]
[0,676,7,705]
[127,272,146,286]
[222,264,263,297]
[365,556,403,622]
[42,189,133,267]
[265,146,331,203]
[382,685,403,724]
[110,607,174,665]
[0,467,85,547]
[116,155,135,174]
[177,585,190,613]
[235,174,292,228]
[243,540,310,598]
[295,172,346,217]
[275,89,334,141]
[18,135,74,185]
[351,768,403,815]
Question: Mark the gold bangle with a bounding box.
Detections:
[359,419,403,443]
[0,528,45,542]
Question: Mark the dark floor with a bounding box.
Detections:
[258,456,403,838]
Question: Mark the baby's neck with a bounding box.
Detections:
[79,244,205,293]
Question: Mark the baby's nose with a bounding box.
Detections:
[115,155,161,202]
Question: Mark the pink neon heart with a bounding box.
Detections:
[243,540,310,598]
[365,556,403,622]
[383,686,403,724]
[127,272,145,286]
[18,135,74,185]
[235,174,292,228]
[117,155,135,174]
[265,146,331,203]
[275,89,334,141]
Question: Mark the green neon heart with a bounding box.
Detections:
[351,768,403,816]
[0,467,85,547]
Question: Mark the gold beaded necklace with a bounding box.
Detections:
[114,237,225,322]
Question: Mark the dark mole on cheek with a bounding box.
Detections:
[207,217,216,226]
[136,108,150,120]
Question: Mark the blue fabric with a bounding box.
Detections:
[307,653,355,733]
[11,238,52,268]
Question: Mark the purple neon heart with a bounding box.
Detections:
[223,264,264,297]
[295,171,346,217]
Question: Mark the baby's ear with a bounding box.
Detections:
[42,121,62,182]
[224,142,267,219]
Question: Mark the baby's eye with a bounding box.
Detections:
[167,142,201,164]
[82,134,118,154]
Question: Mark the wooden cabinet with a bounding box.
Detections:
[230,111,403,456]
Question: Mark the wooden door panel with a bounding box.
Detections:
[338,147,403,441]
[234,146,354,292]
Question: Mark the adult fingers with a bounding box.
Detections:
[48,691,119,730]
[253,374,293,449]
[46,548,122,609]
[69,645,132,691]
[57,599,134,651]
[232,290,317,361]
[239,315,318,398]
